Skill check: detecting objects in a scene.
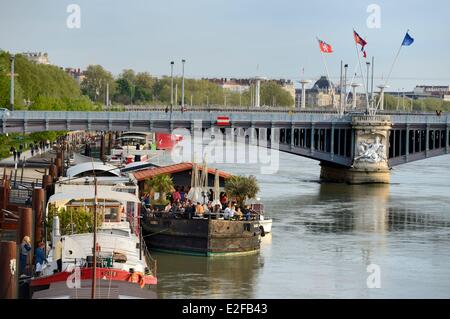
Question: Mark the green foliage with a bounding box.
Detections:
[248,81,294,107]
[384,94,450,112]
[28,95,98,111]
[0,50,97,111]
[225,175,260,208]
[145,174,175,205]
[46,205,104,238]
[81,64,116,103]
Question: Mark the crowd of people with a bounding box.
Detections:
[10,140,52,162]
[142,186,258,221]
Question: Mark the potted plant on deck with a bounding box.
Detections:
[145,174,175,210]
[224,175,260,208]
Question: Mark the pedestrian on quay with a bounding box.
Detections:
[30,143,35,156]
[11,146,16,161]
[35,241,47,277]
[54,238,63,272]
[20,236,32,276]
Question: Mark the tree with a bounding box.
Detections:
[259,81,294,107]
[81,65,115,103]
[45,205,104,239]
[145,174,175,205]
[225,175,260,208]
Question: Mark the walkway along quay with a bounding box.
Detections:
[1,110,449,183]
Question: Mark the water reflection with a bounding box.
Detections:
[386,207,450,232]
[154,252,264,299]
[277,183,391,234]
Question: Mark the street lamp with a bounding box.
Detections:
[343,64,348,110]
[170,61,174,110]
[181,59,186,110]
[10,55,15,111]
[366,61,371,113]
[299,80,312,110]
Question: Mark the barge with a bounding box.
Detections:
[142,216,262,256]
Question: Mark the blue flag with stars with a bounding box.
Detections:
[402,32,414,46]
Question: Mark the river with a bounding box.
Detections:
[149,150,450,299]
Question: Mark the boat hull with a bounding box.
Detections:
[142,218,261,256]
[259,219,272,233]
[30,267,157,288]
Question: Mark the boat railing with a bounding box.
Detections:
[141,234,157,278]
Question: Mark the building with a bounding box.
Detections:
[296,76,339,108]
[204,78,296,105]
[413,85,450,99]
[20,51,50,65]
[65,67,86,84]
[205,78,251,93]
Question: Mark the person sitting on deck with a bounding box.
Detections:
[185,201,195,219]
[223,203,235,220]
[164,202,172,214]
[243,205,252,221]
[172,188,181,203]
[195,202,205,217]
[220,193,228,208]
[179,187,186,202]
[235,207,243,220]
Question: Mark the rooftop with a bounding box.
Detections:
[133,162,232,181]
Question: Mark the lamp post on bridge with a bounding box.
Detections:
[299,79,311,110]
[170,61,174,111]
[181,59,186,110]
[351,83,362,109]
[366,61,371,114]
[9,55,16,111]
[377,84,389,111]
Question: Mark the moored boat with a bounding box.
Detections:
[142,215,262,256]
[135,162,265,256]
[29,164,157,298]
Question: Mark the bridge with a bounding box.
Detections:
[1,110,449,183]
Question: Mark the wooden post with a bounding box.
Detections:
[100,133,105,162]
[18,207,33,244]
[54,158,62,177]
[18,207,33,277]
[0,241,17,299]
[32,188,45,244]
[49,164,58,181]
[107,132,113,156]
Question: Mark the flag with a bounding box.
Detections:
[402,31,414,46]
[353,30,368,58]
[318,39,333,53]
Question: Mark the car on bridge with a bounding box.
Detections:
[216,116,231,126]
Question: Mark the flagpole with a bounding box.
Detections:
[354,32,370,114]
[344,56,360,108]
[374,29,409,112]
[317,37,336,110]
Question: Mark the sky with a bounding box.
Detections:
[1,0,449,91]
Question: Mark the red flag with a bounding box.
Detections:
[318,39,333,53]
[353,30,368,58]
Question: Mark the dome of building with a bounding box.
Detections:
[312,76,334,92]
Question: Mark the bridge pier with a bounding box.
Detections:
[320,115,392,184]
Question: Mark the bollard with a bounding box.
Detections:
[32,189,45,244]
[42,175,52,191]
[54,158,62,177]
[100,133,105,162]
[0,241,17,299]
[18,207,33,244]
[0,178,11,211]
[49,164,58,181]
[18,207,33,277]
